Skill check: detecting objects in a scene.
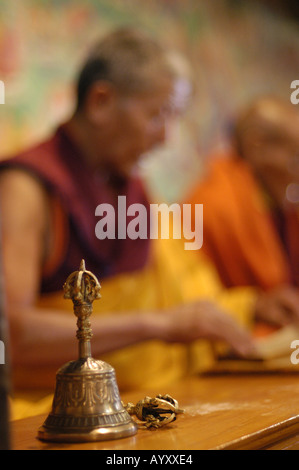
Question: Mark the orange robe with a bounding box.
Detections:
[185,154,299,290]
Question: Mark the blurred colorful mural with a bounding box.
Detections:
[0,0,299,201]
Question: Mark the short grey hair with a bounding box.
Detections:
[76,28,174,109]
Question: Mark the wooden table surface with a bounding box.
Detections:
[11,373,299,450]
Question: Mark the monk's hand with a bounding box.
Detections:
[158,300,255,358]
[254,286,299,327]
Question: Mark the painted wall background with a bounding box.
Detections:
[0,0,298,201]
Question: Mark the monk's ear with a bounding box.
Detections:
[84,81,117,125]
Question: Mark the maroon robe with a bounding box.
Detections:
[0,125,151,293]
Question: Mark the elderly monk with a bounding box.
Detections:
[0,29,260,412]
[185,96,299,327]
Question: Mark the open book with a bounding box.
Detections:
[211,323,299,374]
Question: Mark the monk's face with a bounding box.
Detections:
[93,79,173,178]
[242,112,299,208]
[256,126,299,207]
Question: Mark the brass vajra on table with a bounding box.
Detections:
[123,394,184,429]
[38,260,183,443]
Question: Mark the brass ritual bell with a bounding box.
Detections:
[38,260,138,442]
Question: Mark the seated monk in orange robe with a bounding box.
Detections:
[185,96,299,327]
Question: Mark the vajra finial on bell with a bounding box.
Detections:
[63,259,101,359]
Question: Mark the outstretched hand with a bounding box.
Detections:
[157,300,256,358]
[254,286,299,327]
